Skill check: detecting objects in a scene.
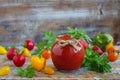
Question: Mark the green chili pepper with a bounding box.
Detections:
[93,33,112,51]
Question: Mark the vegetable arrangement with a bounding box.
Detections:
[0,27,119,78]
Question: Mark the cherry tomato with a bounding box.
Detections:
[42,49,51,59]
[51,35,84,70]
[13,54,26,67]
[0,66,10,76]
[23,40,35,51]
[30,56,46,71]
[7,48,16,60]
[92,45,103,55]
[44,66,55,75]
[22,48,31,57]
[0,45,7,55]
[107,46,119,62]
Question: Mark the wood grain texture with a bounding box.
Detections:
[0,0,120,46]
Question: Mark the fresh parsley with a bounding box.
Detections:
[67,27,92,43]
[16,65,36,78]
[82,45,112,73]
[43,31,58,49]
[32,31,57,56]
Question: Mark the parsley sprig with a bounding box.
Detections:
[67,27,92,43]
[82,45,112,73]
[43,31,58,49]
[16,65,36,78]
[32,31,57,56]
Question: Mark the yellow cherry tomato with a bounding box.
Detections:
[106,36,114,51]
[30,56,46,71]
[44,66,55,75]
[0,46,7,55]
[22,48,31,57]
[0,66,10,76]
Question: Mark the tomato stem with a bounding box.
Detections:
[10,45,15,48]
[21,42,26,48]
[15,49,20,54]
[15,49,23,55]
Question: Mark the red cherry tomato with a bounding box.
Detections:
[92,45,103,55]
[23,40,35,51]
[13,54,26,67]
[51,35,84,70]
[7,48,16,60]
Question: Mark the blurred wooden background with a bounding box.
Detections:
[0,0,120,46]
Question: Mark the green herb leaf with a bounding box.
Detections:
[16,67,26,77]
[10,45,16,48]
[82,45,112,73]
[32,31,57,56]
[43,31,57,49]
[67,27,92,43]
[16,65,36,78]
[25,65,36,78]
[5,46,9,51]
[32,40,46,56]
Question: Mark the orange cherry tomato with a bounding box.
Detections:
[107,46,119,62]
[42,49,51,59]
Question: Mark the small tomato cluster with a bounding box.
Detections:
[93,33,119,62]
[0,39,54,77]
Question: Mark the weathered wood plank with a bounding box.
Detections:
[0,0,120,46]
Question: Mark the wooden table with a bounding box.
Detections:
[0,46,120,79]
